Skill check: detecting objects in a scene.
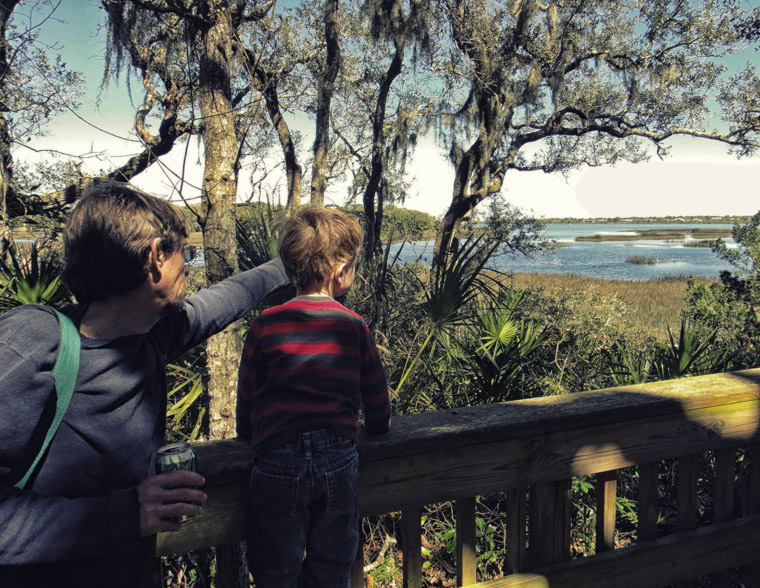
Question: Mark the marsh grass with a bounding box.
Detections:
[683,239,717,248]
[503,273,717,341]
[575,228,731,242]
[625,255,658,265]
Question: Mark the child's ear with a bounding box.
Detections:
[335,262,348,284]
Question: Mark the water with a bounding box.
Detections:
[389,223,738,281]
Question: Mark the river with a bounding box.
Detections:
[389,223,738,281]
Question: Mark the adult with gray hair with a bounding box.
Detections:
[0,181,290,588]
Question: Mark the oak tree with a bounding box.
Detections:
[433,0,759,268]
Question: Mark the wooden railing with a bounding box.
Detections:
[156,368,760,587]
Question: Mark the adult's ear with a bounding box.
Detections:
[147,238,164,283]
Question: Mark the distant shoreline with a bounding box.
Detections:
[575,228,732,242]
[540,215,747,225]
[188,219,738,248]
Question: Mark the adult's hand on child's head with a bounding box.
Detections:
[138,471,207,536]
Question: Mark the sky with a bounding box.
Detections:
[17,0,760,221]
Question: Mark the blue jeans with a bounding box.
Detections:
[246,430,359,588]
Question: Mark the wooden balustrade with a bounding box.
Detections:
[156,368,760,587]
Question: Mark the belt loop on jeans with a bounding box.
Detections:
[303,432,312,460]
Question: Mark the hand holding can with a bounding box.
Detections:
[138,469,206,536]
[156,442,202,524]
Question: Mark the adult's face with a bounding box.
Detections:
[159,242,191,316]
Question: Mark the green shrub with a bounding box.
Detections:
[0,243,70,310]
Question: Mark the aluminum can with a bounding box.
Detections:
[157,442,198,524]
[157,442,197,474]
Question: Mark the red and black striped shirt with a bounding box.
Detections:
[236,296,391,455]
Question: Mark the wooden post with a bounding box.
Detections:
[637,461,659,542]
[528,480,570,568]
[747,443,760,588]
[676,454,699,588]
[146,536,161,588]
[350,520,365,588]
[713,448,735,524]
[505,487,527,574]
[751,443,760,516]
[214,542,248,588]
[402,507,422,588]
[712,448,735,588]
[456,497,477,587]
[595,470,617,553]
[149,557,162,588]
[677,455,699,531]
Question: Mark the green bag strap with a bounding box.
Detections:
[14,309,81,490]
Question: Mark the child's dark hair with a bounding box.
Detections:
[278,207,362,293]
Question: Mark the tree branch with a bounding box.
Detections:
[114,0,203,26]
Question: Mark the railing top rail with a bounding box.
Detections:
[157,368,760,556]
[194,368,760,482]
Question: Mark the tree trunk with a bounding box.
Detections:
[255,68,302,216]
[198,4,246,585]
[434,191,477,269]
[310,0,341,207]
[433,125,510,273]
[199,1,241,440]
[433,140,483,271]
[0,1,19,263]
[268,88,303,217]
[362,37,404,263]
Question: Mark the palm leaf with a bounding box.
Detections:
[0,243,69,310]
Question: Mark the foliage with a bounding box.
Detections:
[625,255,658,265]
[0,1,83,244]
[3,2,83,143]
[0,243,70,311]
[431,0,756,268]
[713,211,760,275]
[392,231,503,410]
[166,346,207,443]
[476,197,553,261]
[7,160,83,231]
[686,211,760,368]
[334,0,439,259]
[652,318,730,380]
[517,284,651,394]
[176,204,202,233]
[443,292,547,405]
[509,273,697,343]
[608,343,653,386]
[236,203,280,271]
[571,476,597,556]
[347,204,438,242]
[363,203,551,412]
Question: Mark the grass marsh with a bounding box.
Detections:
[505,273,716,341]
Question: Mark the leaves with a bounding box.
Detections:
[654,318,730,379]
[393,232,502,405]
[713,211,760,277]
[166,347,207,442]
[0,243,70,311]
[236,203,280,271]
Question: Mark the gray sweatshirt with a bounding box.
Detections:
[0,258,289,587]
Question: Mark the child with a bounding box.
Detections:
[236,207,391,588]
